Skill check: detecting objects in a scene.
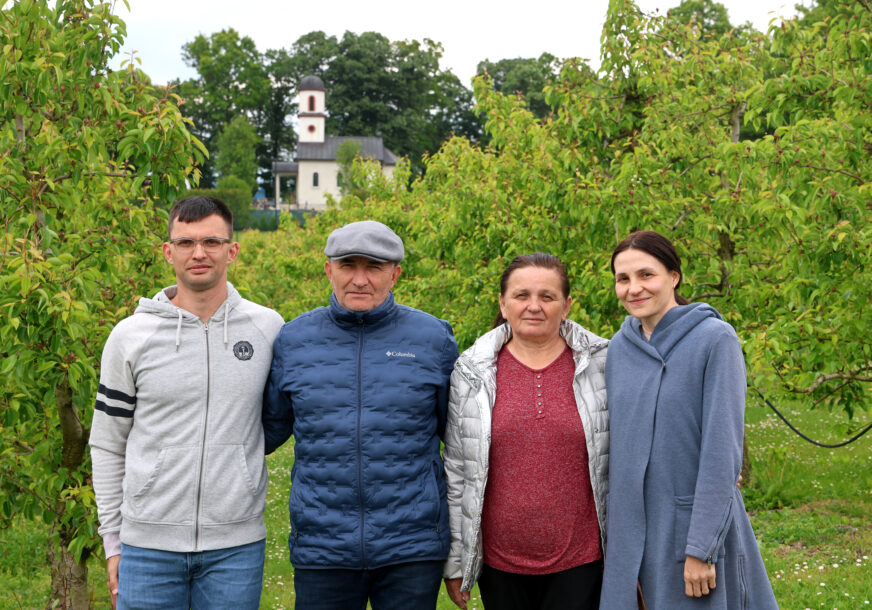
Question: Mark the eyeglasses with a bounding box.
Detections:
[169,237,232,252]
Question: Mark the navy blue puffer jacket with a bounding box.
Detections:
[263,292,459,569]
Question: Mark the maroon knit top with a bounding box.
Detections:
[480,345,602,574]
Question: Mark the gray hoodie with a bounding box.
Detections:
[90,283,283,557]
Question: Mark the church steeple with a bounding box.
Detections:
[298,75,326,143]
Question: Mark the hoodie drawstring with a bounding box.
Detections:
[171,300,229,350]
[175,310,182,351]
[223,301,229,346]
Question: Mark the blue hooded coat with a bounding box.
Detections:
[600,303,777,609]
[263,292,458,569]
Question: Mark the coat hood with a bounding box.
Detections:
[619,302,723,362]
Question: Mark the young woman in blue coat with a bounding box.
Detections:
[599,231,777,609]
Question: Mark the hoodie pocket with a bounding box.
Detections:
[130,446,198,523]
[199,444,264,524]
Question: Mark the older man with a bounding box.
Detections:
[263,220,459,610]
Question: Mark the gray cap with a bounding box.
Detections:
[324,220,405,263]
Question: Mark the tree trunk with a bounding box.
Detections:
[47,376,90,609]
[46,527,89,610]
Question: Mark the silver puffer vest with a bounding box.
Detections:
[442,320,610,591]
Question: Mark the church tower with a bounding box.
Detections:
[297,75,326,143]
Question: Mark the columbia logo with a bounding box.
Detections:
[386,350,416,358]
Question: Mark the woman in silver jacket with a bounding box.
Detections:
[443,253,609,610]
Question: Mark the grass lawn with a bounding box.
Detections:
[741,399,872,609]
[1,399,869,609]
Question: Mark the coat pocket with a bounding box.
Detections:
[199,444,264,524]
[673,495,695,562]
[673,494,730,562]
[425,460,445,532]
[129,445,197,523]
[738,554,749,610]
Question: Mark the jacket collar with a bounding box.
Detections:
[328,291,397,327]
[460,319,608,380]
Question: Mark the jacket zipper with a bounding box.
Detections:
[464,366,490,588]
[193,322,211,550]
[356,319,366,567]
[705,496,734,564]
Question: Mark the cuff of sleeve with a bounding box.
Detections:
[443,557,462,580]
[684,544,718,564]
[103,531,122,559]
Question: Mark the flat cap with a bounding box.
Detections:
[324,220,405,263]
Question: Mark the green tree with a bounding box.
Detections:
[267,31,483,175]
[336,139,364,198]
[667,0,735,37]
[235,0,872,424]
[192,175,252,230]
[215,115,260,193]
[0,1,204,607]
[180,29,484,187]
[475,54,558,120]
[177,29,270,188]
[794,0,861,26]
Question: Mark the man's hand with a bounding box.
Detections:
[445,578,469,609]
[684,555,716,597]
[107,554,120,609]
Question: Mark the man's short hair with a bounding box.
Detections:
[168,195,234,238]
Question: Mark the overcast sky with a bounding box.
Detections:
[110,0,804,87]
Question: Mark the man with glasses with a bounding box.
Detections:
[263,220,459,610]
[90,195,283,609]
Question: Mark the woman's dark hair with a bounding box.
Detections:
[610,230,690,305]
[493,253,570,328]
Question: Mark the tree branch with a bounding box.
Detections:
[671,208,688,230]
[679,154,713,177]
[0,470,58,515]
[692,291,726,300]
[730,101,747,144]
[3,438,35,454]
[791,367,872,394]
[795,163,865,184]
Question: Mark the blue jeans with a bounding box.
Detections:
[117,539,265,609]
[293,560,444,610]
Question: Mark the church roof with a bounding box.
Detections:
[298,75,326,91]
[272,160,298,175]
[296,136,397,165]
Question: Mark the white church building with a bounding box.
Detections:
[272,75,397,210]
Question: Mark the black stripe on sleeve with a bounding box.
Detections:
[94,400,135,418]
[98,384,136,405]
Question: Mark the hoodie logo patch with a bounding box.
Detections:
[233,341,254,361]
